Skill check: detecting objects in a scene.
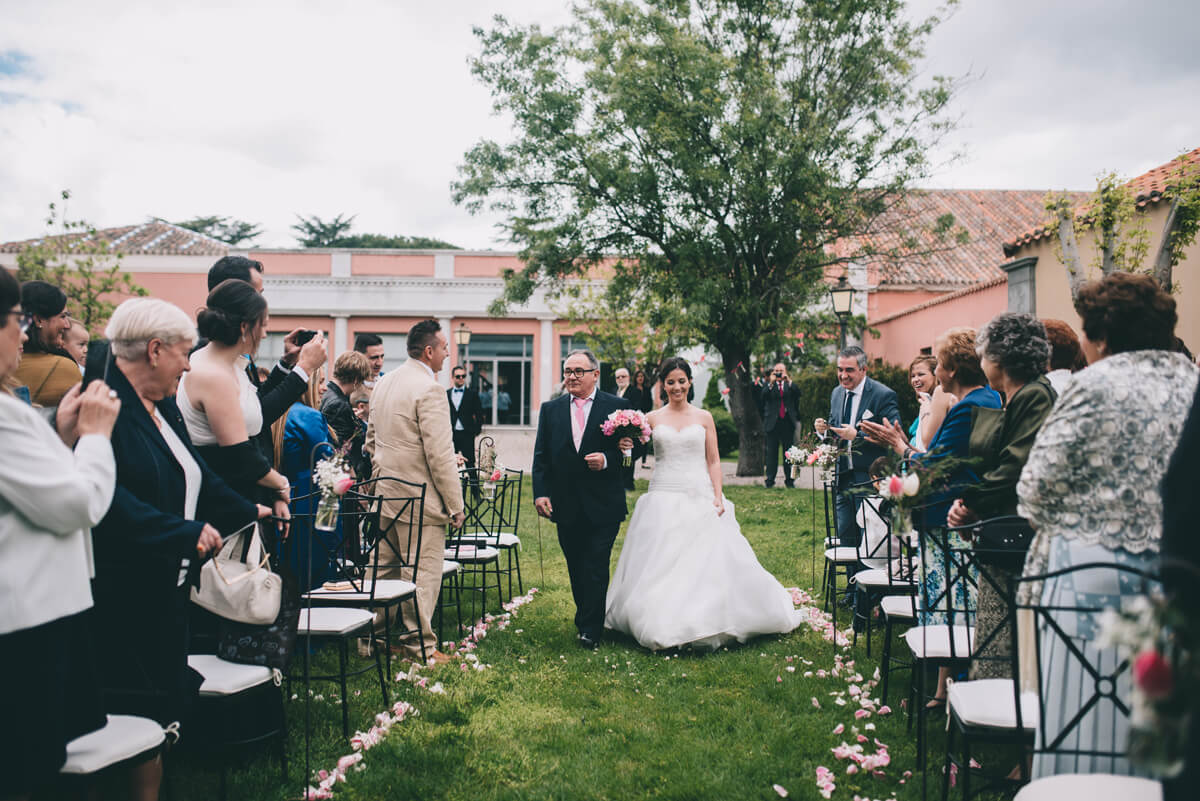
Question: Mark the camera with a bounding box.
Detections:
[294,329,318,346]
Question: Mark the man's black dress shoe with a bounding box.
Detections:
[577,633,599,650]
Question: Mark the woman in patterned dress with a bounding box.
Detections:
[1018,272,1198,778]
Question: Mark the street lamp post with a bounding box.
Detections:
[829,275,855,351]
[454,322,472,375]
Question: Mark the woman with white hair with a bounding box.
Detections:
[87,298,262,735]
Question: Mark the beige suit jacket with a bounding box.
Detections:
[364,359,464,526]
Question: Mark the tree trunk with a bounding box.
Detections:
[1054,199,1086,300]
[722,349,765,477]
[1152,197,1181,289]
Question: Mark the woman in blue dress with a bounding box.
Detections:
[271,368,341,589]
[863,327,1001,705]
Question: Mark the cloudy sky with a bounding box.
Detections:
[1,0,1197,250]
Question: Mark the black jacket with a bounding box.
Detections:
[447,386,484,437]
[85,347,257,723]
[320,382,358,445]
[532,391,631,527]
[760,380,802,432]
[614,385,644,414]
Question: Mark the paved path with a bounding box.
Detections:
[632,457,825,489]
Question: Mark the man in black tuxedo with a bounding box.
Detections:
[447,365,484,470]
[761,362,802,488]
[533,349,635,649]
[612,367,643,490]
[815,346,900,591]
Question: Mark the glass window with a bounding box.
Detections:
[466,335,533,426]
[259,332,288,366]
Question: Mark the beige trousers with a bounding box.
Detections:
[376,521,446,661]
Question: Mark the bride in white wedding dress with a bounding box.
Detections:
[605,357,803,651]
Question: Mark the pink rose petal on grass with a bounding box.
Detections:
[812,697,821,708]
[832,723,844,734]
[772,784,788,797]
[878,705,892,715]
[854,708,870,719]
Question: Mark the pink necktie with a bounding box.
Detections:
[573,397,587,450]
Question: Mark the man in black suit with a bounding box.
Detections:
[612,367,643,490]
[447,365,484,470]
[533,349,635,649]
[761,362,802,488]
[815,346,900,600]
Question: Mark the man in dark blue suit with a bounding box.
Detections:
[816,346,900,589]
[533,349,635,649]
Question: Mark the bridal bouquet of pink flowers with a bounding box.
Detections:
[600,409,652,466]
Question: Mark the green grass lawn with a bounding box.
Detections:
[163,483,999,801]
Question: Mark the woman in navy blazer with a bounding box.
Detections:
[87,300,258,731]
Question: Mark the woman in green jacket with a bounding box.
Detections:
[946,312,1056,680]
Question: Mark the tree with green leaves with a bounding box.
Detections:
[553,272,695,375]
[291,213,357,247]
[16,191,148,334]
[1049,155,1200,298]
[172,215,263,246]
[455,0,959,475]
[291,214,461,249]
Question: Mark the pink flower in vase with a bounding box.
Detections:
[1133,650,1173,699]
[333,476,354,495]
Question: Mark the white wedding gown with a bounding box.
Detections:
[604,423,804,651]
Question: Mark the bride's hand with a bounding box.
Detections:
[714,496,725,516]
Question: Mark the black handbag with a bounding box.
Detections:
[216,553,301,671]
[972,517,1034,571]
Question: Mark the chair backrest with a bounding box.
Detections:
[914,502,977,659]
[447,468,516,554]
[497,467,524,536]
[352,476,427,581]
[946,515,1033,676]
[287,488,386,596]
[1010,561,1159,771]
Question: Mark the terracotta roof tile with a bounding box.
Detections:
[832,189,1087,289]
[1003,146,1200,256]
[0,220,231,256]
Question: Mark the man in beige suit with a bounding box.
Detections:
[365,319,465,665]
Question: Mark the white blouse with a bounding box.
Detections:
[0,392,116,634]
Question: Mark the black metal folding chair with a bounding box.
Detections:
[1008,562,1162,801]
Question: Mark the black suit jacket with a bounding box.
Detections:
[532,391,630,527]
[614,385,644,413]
[447,386,484,437]
[827,376,901,474]
[760,380,801,432]
[86,348,258,572]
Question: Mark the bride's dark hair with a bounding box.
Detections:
[658,356,695,403]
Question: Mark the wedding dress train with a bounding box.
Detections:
[604,423,803,651]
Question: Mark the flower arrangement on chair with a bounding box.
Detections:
[313,454,354,531]
[785,445,810,480]
[1098,588,1198,777]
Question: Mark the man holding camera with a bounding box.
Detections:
[761,362,801,488]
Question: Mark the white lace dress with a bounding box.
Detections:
[604,423,803,650]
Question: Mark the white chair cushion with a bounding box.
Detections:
[443,560,461,575]
[187,654,274,696]
[850,568,915,590]
[1014,774,1161,801]
[824,547,859,563]
[904,625,974,659]
[454,532,520,548]
[61,715,164,775]
[948,679,1037,730]
[303,578,416,602]
[446,545,500,562]
[881,595,920,619]
[297,607,374,636]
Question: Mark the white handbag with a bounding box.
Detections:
[189,523,282,625]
